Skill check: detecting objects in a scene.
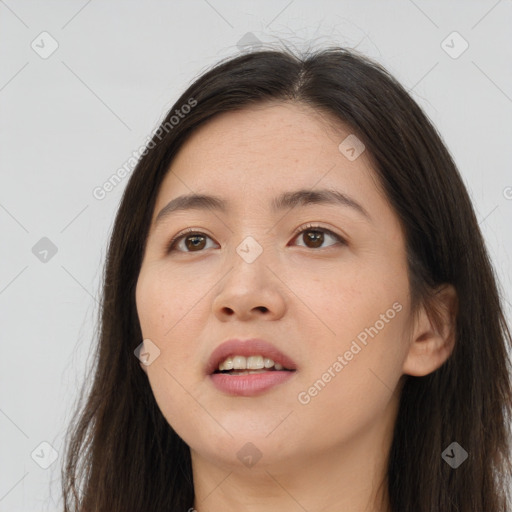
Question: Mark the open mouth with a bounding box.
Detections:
[212,355,295,376]
[206,339,297,395]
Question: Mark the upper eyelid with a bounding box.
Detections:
[293,223,344,237]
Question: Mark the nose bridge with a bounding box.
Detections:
[212,229,286,319]
[227,230,274,287]
[225,210,276,264]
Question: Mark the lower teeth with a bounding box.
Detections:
[226,369,271,375]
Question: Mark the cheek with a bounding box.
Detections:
[136,265,202,337]
[135,266,206,393]
[289,254,407,342]
[136,268,209,438]
[292,308,409,449]
[290,254,409,418]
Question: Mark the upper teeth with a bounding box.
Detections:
[218,355,284,371]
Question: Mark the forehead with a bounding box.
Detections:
[170,101,360,172]
[151,102,389,225]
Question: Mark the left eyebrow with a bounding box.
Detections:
[153,187,372,228]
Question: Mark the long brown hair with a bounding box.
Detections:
[61,45,512,511]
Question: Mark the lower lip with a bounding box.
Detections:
[209,370,295,396]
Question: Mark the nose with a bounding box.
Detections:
[211,248,287,322]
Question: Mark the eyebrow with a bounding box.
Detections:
[153,188,371,227]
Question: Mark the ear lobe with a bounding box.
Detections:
[402,284,458,377]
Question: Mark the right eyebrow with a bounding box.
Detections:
[153,187,372,228]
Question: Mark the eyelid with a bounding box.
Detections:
[166,223,347,253]
[290,222,347,246]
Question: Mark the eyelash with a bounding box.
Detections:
[165,223,346,254]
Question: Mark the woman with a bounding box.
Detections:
[61,45,512,511]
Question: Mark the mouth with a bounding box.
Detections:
[213,355,295,376]
[207,339,297,396]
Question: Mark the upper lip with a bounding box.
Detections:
[206,338,298,375]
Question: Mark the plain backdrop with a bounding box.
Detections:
[1,1,511,510]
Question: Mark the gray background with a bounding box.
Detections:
[1,1,511,510]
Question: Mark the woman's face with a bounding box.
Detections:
[136,101,416,472]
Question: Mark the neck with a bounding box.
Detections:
[190,404,396,512]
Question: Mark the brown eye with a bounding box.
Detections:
[301,230,324,248]
[293,225,345,249]
[183,234,207,251]
[167,230,216,253]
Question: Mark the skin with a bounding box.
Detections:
[135,101,457,512]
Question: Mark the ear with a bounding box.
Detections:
[402,284,458,377]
